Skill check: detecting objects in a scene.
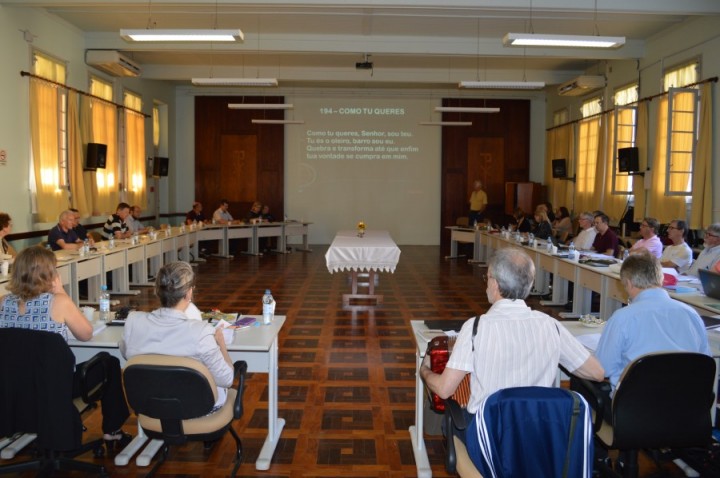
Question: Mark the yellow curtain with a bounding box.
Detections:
[80,96,99,214]
[29,78,68,222]
[67,91,92,215]
[632,102,649,221]
[153,105,160,150]
[574,118,600,215]
[125,109,147,207]
[90,98,119,215]
[545,124,575,214]
[645,97,687,222]
[597,112,629,221]
[690,83,713,229]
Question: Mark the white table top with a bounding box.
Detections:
[325,229,401,273]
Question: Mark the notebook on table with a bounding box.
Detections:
[698,269,720,300]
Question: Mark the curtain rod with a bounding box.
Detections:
[546,76,718,132]
[20,71,150,118]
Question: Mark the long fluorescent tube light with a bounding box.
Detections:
[251,119,305,125]
[229,103,293,110]
[419,121,472,126]
[121,29,243,42]
[503,32,625,49]
[435,106,500,113]
[192,77,278,87]
[459,80,545,90]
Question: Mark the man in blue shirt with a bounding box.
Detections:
[48,210,83,251]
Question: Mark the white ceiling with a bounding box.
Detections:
[5,0,720,89]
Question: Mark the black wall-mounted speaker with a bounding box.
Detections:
[551,159,567,179]
[153,156,169,177]
[85,143,107,171]
[618,147,640,173]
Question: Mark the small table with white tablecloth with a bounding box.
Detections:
[325,230,401,307]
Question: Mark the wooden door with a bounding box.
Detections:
[219,134,257,203]
[467,137,504,215]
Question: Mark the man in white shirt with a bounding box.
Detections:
[212,199,234,224]
[126,205,149,235]
[420,247,604,426]
[687,223,720,276]
[573,211,597,250]
[660,219,693,273]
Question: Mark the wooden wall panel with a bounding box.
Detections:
[441,98,531,249]
[195,96,284,220]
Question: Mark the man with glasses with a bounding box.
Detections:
[629,217,662,258]
[687,223,720,276]
[592,212,620,257]
[420,247,604,445]
[660,220,693,273]
[573,211,597,251]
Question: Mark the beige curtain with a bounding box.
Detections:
[546,124,575,214]
[79,96,99,214]
[596,112,628,221]
[29,78,69,222]
[632,102,649,221]
[645,97,687,222]
[125,109,147,207]
[690,83,713,229]
[67,91,92,215]
[90,98,119,215]
[574,118,600,215]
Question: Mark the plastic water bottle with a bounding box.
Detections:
[83,238,90,254]
[568,241,576,259]
[623,248,630,261]
[262,289,275,325]
[108,236,115,249]
[546,240,553,252]
[99,285,111,322]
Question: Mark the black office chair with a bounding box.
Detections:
[122,355,248,478]
[444,386,594,478]
[571,352,716,478]
[0,328,108,477]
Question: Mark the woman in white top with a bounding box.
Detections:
[660,219,693,273]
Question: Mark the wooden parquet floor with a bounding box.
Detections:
[4,244,688,477]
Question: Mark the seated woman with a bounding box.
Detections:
[0,212,17,258]
[552,206,573,243]
[120,262,233,411]
[532,209,553,240]
[0,246,130,448]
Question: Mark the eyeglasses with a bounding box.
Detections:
[666,226,678,230]
[483,273,494,282]
[706,233,720,239]
[640,223,649,228]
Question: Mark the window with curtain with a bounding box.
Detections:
[574,97,602,214]
[153,104,160,154]
[663,62,698,197]
[553,109,568,126]
[123,90,146,207]
[29,50,69,222]
[88,76,119,215]
[611,84,638,195]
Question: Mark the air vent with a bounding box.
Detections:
[557,75,605,96]
[85,50,141,77]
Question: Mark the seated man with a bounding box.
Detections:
[212,199,233,225]
[687,223,720,276]
[126,205,149,235]
[69,208,91,242]
[185,201,206,225]
[660,219,693,273]
[244,201,263,224]
[48,210,84,251]
[420,247,604,441]
[592,212,619,257]
[629,217,662,258]
[103,202,132,240]
[573,211,597,251]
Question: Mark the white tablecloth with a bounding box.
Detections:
[325,230,401,273]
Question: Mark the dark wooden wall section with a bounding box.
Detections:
[195,96,285,220]
[441,98,531,250]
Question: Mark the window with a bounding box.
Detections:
[574,97,602,213]
[123,90,146,206]
[29,50,69,221]
[580,98,601,118]
[89,76,118,213]
[664,62,698,196]
[612,84,638,194]
[553,109,568,127]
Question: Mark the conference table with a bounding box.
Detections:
[408,318,720,478]
[325,230,401,307]
[198,221,313,258]
[445,226,484,263]
[69,315,286,471]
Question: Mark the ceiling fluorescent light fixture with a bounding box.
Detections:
[251,119,305,125]
[459,80,545,90]
[121,29,243,42]
[503,32,625,49]
[228,103,293,110]
[192,77,278,87]
[419,121,472,126]
[435,106,500,113]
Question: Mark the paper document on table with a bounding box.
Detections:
[68,322,106,340]
[575,333,602,351]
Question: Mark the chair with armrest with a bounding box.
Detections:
[122,355,248,478]
[570,352,716,478]
[444,386,594,478]
[0,328,108,476]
